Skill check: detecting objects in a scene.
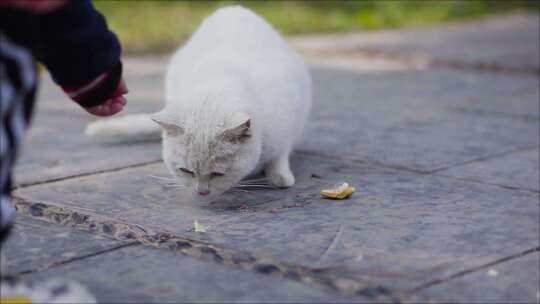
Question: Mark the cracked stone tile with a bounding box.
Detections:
[14,75,163,187]
[2,216,358,303]
[416,251,540,303]
[436,148,540,192]
[15,153,540,291]
[17,66,539,185]
[2,216,127,275]
[304,68,539,172]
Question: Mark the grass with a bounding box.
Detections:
[94,0,539,54]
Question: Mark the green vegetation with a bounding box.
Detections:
[94,0,539,54]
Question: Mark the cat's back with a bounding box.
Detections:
[181,6,288,56]
[167,6,302,101]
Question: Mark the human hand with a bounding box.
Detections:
[84,79,128,117]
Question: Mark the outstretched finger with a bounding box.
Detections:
[112,96,127,106]
[113,79,129,97]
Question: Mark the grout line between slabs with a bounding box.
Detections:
[430,174,540,193]
[409,247,540,294]
[15,148,539,195]
[429,146,539,174]
[15,242,138,276]
[297,149,540,194]
[14,159,162,190]
[11,195,422,303]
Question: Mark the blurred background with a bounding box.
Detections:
[95,0,539,54]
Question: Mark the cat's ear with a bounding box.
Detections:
[222,112,251,143]
[151,111,184,136]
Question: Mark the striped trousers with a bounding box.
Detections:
[0,32,37,244]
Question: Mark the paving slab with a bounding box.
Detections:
[1,216,128,275]
[304,67,539,172]
[436,148,540,192]
[14,67,165,187]
[291,14,540,72]
[15,153,540,292]
[417,251,540,303]
[310,65,539,117]
[443,84,539,121]
[26,244,365,303]
[15,64,539,187]
[2,216,358,303]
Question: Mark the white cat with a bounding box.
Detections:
[86,6,311,202]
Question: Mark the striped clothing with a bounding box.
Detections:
[0,32,36,242]
[0,0,122,243]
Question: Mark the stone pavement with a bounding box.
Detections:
[3,14,539,303]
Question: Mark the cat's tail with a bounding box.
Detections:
[85,114,161,142]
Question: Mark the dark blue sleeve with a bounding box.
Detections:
[35,0,121,88]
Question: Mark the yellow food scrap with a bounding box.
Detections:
[1,298,32,304]
[193,220,207,233]
[320,182,356,199]
[487,268,499,277]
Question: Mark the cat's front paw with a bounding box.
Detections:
[268,170,295,188]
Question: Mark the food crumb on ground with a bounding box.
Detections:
[193,220,206,233]
[320,182,356,199]
[487,268,499,277]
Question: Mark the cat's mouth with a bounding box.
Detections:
[197,190,211,196]
[190,190,226,203]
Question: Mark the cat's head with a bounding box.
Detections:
[151,110,260,203]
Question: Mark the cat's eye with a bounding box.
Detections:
[210,172,225,178]
[179,168,194,176]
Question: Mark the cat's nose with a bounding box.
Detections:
[198,190,210,196]
[196,181,210,196]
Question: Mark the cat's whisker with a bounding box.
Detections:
[240,181,269,185]
[166,186,189,192]
[228,189,255,194]
[240,182,270,186]
[234,184,276,189]
[167,184,188,188]
[241,178,269,183]
[148,174,177,182]
[160,182,188,188]
[148,175,189,189]
[243,176,268,180]
[163,181,183,185]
